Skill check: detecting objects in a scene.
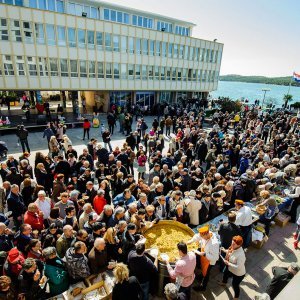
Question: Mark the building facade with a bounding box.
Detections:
[0,0,223,110]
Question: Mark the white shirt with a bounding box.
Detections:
[235,206,253,226]
[186,198,202,226]
[189,233,219,265]
[35,197,52,219]
[227,246,246,276]
[287,186,300,199]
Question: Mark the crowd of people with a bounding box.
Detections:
[0,101,300,300]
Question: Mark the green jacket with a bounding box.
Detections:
[44,258,69,296]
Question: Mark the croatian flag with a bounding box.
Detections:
[293,72,300,82]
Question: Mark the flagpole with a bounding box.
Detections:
[287,73,293,95]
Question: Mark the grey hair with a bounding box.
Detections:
[22,258,36,270]
[42,247,57,259]
[83,203,92,211]
[127,202,137,209]
[70,190,80,198]
[118,220,127,227]
[114,207,125,216]
[104,205,113,212]
[164,283,179,299]
[20,159,28,166]
[94,237,105,248]
[38,190,46,196]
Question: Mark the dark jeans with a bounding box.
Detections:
[166,126,171,136]
[240,225,252,248]
[127,164,134,175]
[109,124,114,135]
[140,281,150,300]
[20,139,30,153]
[179,285,191,300]
[223,267,245,298]
[83,128,90,139]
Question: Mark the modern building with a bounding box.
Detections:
[0,0,223,112]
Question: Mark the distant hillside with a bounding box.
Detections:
[220,74,300,87]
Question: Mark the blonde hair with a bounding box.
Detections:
[103,227,116,244]
[36,163,45,170]
[113,263,129,284]
[260,190,270,199]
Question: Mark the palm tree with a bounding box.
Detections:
[283,94,293,109]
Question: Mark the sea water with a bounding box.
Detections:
[211,81,300,106]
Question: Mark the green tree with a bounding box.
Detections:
[283,94,293,108]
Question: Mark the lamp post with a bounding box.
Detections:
[262,88,270,108]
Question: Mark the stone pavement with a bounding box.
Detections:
[0,116,299,299]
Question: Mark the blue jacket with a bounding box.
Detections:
[7,192,25,219]
[113,193,136,207]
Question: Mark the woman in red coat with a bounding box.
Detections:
[93,189,107,215]
[24,203,44,232]
[83,118,91,140]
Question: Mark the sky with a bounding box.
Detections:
[103,0,300,77]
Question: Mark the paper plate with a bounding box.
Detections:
[160,253,169,261]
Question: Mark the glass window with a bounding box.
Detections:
[16,56,25,76]
[214,50,218,63]
[135,64,141,79]
[111,10,116,22]
[148,65,153,80]
[206,49,210,62]
[96,32,103,49]
[143,39,148,55]
[189,47,194,61]
[97,61,104,78]
[160,67,165,80]
[105,33,111,51]
[138,16,142,27]
[113,35,119,51]
[60,59,68,77]
[136,38,141,55]
[27,56,37,76]
[38,0,46,10]
[192,69,197,81]
[3,55,14,75]
[129,37,134,54]
[149,40,154,56]
[23,21,33,43]
[11,20,22,42]
[117,11,122,23]
[177,68,182,80]
[184,46,189,59]
[48,0,55,11]
[210,50,214,62]
[124,13,129,24]
[91,7,98,19]
[166,67,171,80]
[197,69,202,81]
[75,4,83,16]
[34,23,44,44]
[104,9,109,20]
[105,62,112,78]
[194,48,199,61]
[15,0,23,6]
[49,58,58,76]
[121,63,126,79]
[113,63,119,79]
[56,0,64,13]
[68,2,75,15]
[157,21,161,31]
[89,61,95,78]
[161,42,167,57]
[4,0,13,4]
[142,65,147,80]
[168,43,173,58]
[84,6,90,18]
[156,41,161,56]
[70,59,78,77]
[182,68,187,81]
[148,19,153,28]
[121,36,127,53]
[87,31,94,49]
[143,17,147,28]
[38,57,48,76]
[172,68,177,81]
[154,66,159,80]
[68,28,76,47]
[132,15,137,26]
[80,60,87,77]
[57,26,66,46]
[179,45,184,59]
[46,24,56,45]
[128,64,134,79]
[29,0,37,8]
[202,70,207,82]
[0,19,9,41]
[78,29,86,48]
[173,44,178,59]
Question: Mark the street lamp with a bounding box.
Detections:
[262,88,270,108]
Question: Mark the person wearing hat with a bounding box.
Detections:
[185,190,202,227]
[266,263,299,299]
[219,236,246,299]
[234,200,253,248]
[187,226,219,291]
[3,248,25,282]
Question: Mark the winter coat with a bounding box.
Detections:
[64,247,90,280]
[7,192,25,219]
[24,211,44,231]
[44,257,69,296]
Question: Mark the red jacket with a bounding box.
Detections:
[93,195,107,215]
[83,121,91,129]
[24,211,44,231]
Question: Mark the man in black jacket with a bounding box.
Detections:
[266,263,299,299]
[17,125,30,153]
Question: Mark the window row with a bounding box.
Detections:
[0,0,189,36]
[0,55,219,83]
[0,18,221,64]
